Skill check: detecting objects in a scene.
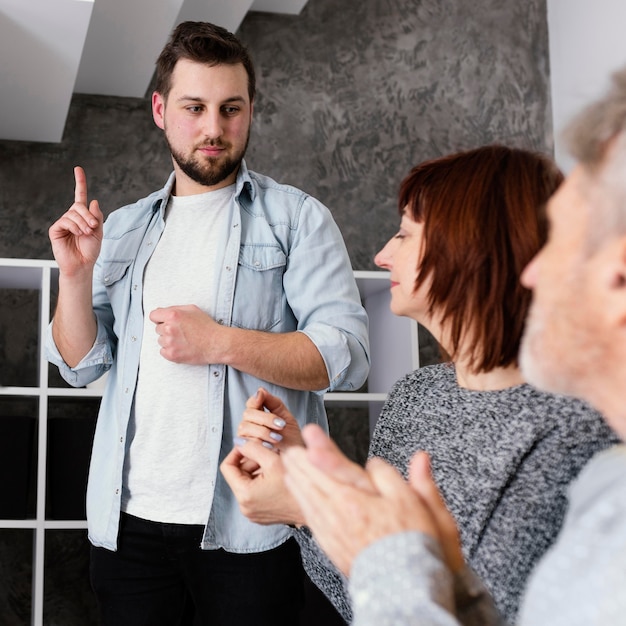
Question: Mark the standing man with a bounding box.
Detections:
[280,65,626,625]
[46,21,369,626]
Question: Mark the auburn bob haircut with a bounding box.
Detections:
[398,145,563,373]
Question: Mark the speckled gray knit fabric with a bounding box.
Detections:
[348,446,626,626]
[349,531,506,626]
[296,363,618,624]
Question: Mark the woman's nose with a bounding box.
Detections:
[520,253,539,289]
[374,240,392,270]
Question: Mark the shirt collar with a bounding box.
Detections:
[150,159,254,214]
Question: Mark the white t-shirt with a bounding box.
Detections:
[122,185,234,524]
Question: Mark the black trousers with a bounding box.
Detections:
[90,513,305,626]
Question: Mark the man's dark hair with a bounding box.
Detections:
[155,21,256,102]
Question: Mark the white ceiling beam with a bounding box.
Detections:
[74,0,187,97]
[0,0,94,142]
[0,0,309,142]
[251,0,308,14]
[176,0,255,34]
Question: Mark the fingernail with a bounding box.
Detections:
[273,418,286,428]
[233,437,247,446]
[262,441,275,450]
[269,432,283,442]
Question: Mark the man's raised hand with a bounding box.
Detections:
[49,166,104,276]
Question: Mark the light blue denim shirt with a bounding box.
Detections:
[46,161,370,552]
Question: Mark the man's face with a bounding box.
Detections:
[152,59,253,195]
[520,165,603,400]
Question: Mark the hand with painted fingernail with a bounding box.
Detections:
[234,435,278,472]
[220,437,305,526]
[236,387,305,451]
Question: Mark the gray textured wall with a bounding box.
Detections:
[241,0,552,269]
[0,0,552,622]
[0,0,552,265]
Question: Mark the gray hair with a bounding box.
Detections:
[563,66,626,245]
[565,67,626,166]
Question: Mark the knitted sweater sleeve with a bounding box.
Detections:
[349,531,506,626]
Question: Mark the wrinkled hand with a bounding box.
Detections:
[282,424,464,577]
[149,304,221,364]
[220,439,305,526]
[237,388,305,452]
[49,166,103,277]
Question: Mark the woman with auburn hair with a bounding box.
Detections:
[221,145,618,623]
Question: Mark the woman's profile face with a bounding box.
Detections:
[374,209,431,321]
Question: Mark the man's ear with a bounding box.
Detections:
[152,91,165,130]
[603,235,626,329]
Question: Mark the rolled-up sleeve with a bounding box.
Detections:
[350,532,504,626]
[45,319,113,387]
[283,194,370,393]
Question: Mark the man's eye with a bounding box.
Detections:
[223,106,239,115]
[187,106,202,113]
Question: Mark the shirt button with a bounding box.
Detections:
[213,371,219,378]
[131,336,137,342]
[225,266,232,272]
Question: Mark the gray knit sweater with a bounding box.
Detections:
[348,445,626,626]
[296,364,618,623]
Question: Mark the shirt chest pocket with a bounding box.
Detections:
[231,244,287,331]
[101,259,134,311]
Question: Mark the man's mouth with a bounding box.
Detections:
[199,145,225,157]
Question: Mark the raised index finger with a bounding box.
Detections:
[74,166,88,205]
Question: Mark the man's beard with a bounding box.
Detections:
[168,132,249,188]
[519,294,594,399]
[519,308,551,391]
